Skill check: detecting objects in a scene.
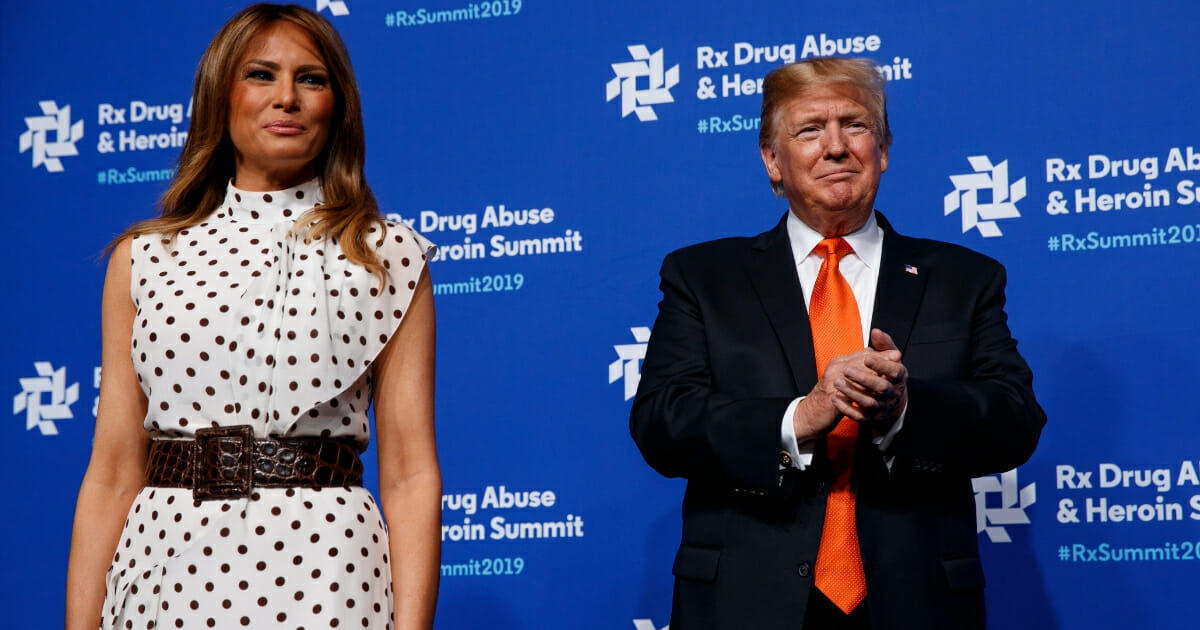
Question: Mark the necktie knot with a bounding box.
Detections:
[816,237,853,261]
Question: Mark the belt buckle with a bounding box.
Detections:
[193,425,254,501]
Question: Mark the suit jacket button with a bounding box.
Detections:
[814,480,827,493]
[797,562,811,578]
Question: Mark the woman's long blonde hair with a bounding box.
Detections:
[110,3,385,282]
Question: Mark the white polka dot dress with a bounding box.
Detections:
[101,179,433,630]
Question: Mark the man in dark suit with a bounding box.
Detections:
[630,58,1045,629]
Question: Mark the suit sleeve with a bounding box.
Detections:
[890,261,1046,479]
[629,252,795,493]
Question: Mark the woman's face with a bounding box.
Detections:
[227,21,335,191]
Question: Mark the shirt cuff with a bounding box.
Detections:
[871,401,907,472]
[780,397,815,470]
[871,401,907,452]
[782,399,907,471]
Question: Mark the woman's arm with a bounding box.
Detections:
[372,266,441,630]
[65,238,150,630]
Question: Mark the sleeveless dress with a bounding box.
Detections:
[101,179,432,630]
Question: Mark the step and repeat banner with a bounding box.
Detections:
[3,1,1199,628]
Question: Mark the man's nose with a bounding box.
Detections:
[822,126,848,158]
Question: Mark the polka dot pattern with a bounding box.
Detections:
[130,179,432,441]
[104,488,392,630]
[105,179,433,629]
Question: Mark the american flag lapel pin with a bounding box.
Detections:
[905,264,918,276]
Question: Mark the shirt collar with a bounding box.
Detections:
[217,178,324,224]
[786,210,883,268]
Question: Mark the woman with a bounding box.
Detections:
[65,4,441,629]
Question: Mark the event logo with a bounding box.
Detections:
[632,620,668,630]
[610,327,651,400]
[944,155,1027,238]
[972,468,1036,543]
[606,45,680,122]
[12,361,79,436]
[316,0,349,16]
[18,101,84,173]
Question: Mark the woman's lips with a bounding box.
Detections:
[264,120,305,135]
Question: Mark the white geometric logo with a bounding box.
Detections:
[632,619,668,630]
[972,468,1035,543]
[944,155,1026,238]
[316,0,349,16]
[13,361,79,436]
[606,45,679,122]
[609,327,651,400]
[18,101,84,173]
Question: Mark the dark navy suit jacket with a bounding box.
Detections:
[630,212,1045,630]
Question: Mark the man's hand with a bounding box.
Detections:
[792,328,908,440]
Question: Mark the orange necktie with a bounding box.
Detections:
[809,237,867,613]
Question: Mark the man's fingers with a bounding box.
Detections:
[843,367,891,393]
[870,328,899,352]
[838,372,903,408]
[832,394,865,422]
[862,355,905,381]
[836,378,889,408]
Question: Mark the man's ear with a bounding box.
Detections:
[760,143,781,183]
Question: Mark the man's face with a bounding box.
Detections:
[759,83,888,235]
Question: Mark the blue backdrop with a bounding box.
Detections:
[4,1,1199,628]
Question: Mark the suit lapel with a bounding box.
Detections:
[746,214,819,392]
[743,212,929,391]
[869,215,928,355]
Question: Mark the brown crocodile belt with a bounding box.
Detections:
[145,425,364,501]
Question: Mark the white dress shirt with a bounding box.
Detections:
[779,210,905,469]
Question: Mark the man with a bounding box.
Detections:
[630,58,1045,629]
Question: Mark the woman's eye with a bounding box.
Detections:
[299,74,329,86]
[246,69,273,81]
